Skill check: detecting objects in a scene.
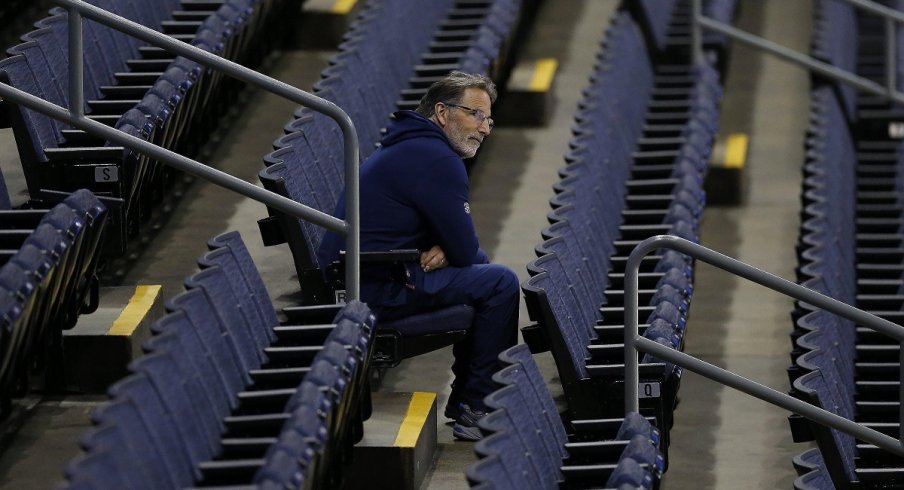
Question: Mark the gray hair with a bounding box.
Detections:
[415,71,498,118]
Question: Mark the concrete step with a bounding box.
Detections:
[62,285,163,393]
[704,132,749,205]
[342,391,438,490]
[496,58,558,126]
[295,0,362,49]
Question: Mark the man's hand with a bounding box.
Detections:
[421,245,449,272]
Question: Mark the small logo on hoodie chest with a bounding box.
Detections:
[463,202,471,214]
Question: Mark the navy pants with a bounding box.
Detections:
[367,263,520,409]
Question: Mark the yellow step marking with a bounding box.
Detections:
[394,392,436,447]
[528,58,558,92]
[332,0,356,14]
[107,285,161,336]
[723,133,748,169]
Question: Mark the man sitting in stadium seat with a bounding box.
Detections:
[318,71,519,441]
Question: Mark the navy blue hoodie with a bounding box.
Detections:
[317,111,487,290]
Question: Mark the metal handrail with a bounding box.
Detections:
[0,0,362,299]
[691,0,904,105]
[624,235,904,456]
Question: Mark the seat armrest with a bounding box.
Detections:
[360,249,420,262]
[520,323,550,353]
[44,146,124,162]
[282,303,343,324]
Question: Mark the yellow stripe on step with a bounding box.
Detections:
[332,0,356,14]
[528,58,558,92]
[394,392,436,447]
[107,285,161,336]
[723,133,748,169]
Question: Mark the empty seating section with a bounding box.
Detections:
[62,230,377,489]
[465,344,665,489]
[0,0,291,256]
[520,5,722,460]
[788,2,904,488]
[0,189,107,420]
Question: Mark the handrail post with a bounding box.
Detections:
[624,240,661,414]
[900,342,904,445]
[343,128,359,301]
[691,0,703,66]
[887,15,897,97]
[66,6,84,120]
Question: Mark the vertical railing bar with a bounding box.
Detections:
[691,0,702,66]
[900,342,904,446]
[66,6,84,120]
[887,16,897,98]
[343,131,359,300]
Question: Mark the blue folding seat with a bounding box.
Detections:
[61,447,132,490]
[105,372,201,482]
[128,351,222,459]
[165,288,257,385]
[205,231,292,328]
[605,456,654,489]
[0,56,62,167]
[75,424,160,490]
[184,265,274,358]
[253,402,328,489]
[152,309,245,405]
[472,428,535,490]
[465,454,509,490]
[792,448,835,490]
[0,262,38,392]
[617,434,665,477]
[482,384,562,487]
[642,320,681,349]
[89,397,185,488]
[144,327,234,422]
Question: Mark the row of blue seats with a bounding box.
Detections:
[520,8,720,459]
[256,0,531,366]
[788,1,904,485]
[788,70,904,490]
[466,344,664,489]
[0,0,288,256]
[61,230,377,489]
[0,189,107,420]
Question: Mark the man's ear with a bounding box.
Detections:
[433,102,448,127]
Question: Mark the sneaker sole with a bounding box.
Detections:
[452,423,482,441]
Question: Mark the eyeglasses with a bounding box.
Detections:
[442,102,495,129]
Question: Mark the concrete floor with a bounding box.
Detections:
[0,0,820,488]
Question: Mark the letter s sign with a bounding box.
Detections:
[95,166,119,182]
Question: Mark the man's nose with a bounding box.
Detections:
[478,120,491,135]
